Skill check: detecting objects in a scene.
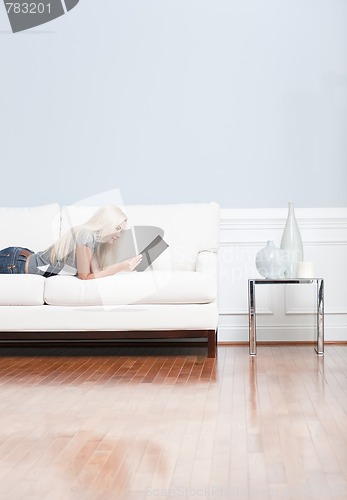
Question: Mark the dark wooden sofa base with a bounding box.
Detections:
[0,329,218,358]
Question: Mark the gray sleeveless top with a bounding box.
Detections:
[28,229,96,277]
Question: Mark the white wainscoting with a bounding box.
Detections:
[218,207,347,343]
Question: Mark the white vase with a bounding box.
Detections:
[280,201,303,278]
[256,240,289,279]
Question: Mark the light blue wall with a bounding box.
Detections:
[1,0,346,208]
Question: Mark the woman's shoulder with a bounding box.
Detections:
[75,228,96,247]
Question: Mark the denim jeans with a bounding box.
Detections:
[0,247,32,274]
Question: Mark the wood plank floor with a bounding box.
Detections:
[0,344,346,500]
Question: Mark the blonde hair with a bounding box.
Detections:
[48,205,127,270]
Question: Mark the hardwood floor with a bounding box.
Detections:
[0,344,346,499]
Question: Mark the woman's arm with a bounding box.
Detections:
[76,245,142,280]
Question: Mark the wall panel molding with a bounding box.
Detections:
[218,207,347,342]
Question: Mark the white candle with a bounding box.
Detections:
[296,261,315,278]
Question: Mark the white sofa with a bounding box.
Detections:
[0,203,220,357]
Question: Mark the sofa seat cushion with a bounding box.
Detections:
[0,275,46,305]
[43,271,217,306]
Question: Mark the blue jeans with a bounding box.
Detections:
[0,247,32,274]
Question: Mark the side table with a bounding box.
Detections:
[248,278,324,356]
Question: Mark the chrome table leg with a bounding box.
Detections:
[248,280,256,355]
[316,278,324,355]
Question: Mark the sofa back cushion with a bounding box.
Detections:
[0,204,61,252]
[60,203,220,271]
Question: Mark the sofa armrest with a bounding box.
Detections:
[196,250,218,278]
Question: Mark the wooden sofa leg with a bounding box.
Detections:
[207,329,217,358]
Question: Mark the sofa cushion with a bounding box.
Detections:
[0,203,61,252]
[0,275,46,305]
[43,271,217,306]
[60,203,220,271]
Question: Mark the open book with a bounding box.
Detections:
[113,226,169,272]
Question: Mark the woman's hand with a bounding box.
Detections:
[121,254,143,271]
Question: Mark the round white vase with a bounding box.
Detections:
[280,201,303,278]
[256,240,289,279]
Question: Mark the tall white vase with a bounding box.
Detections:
[280,201,303,278]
